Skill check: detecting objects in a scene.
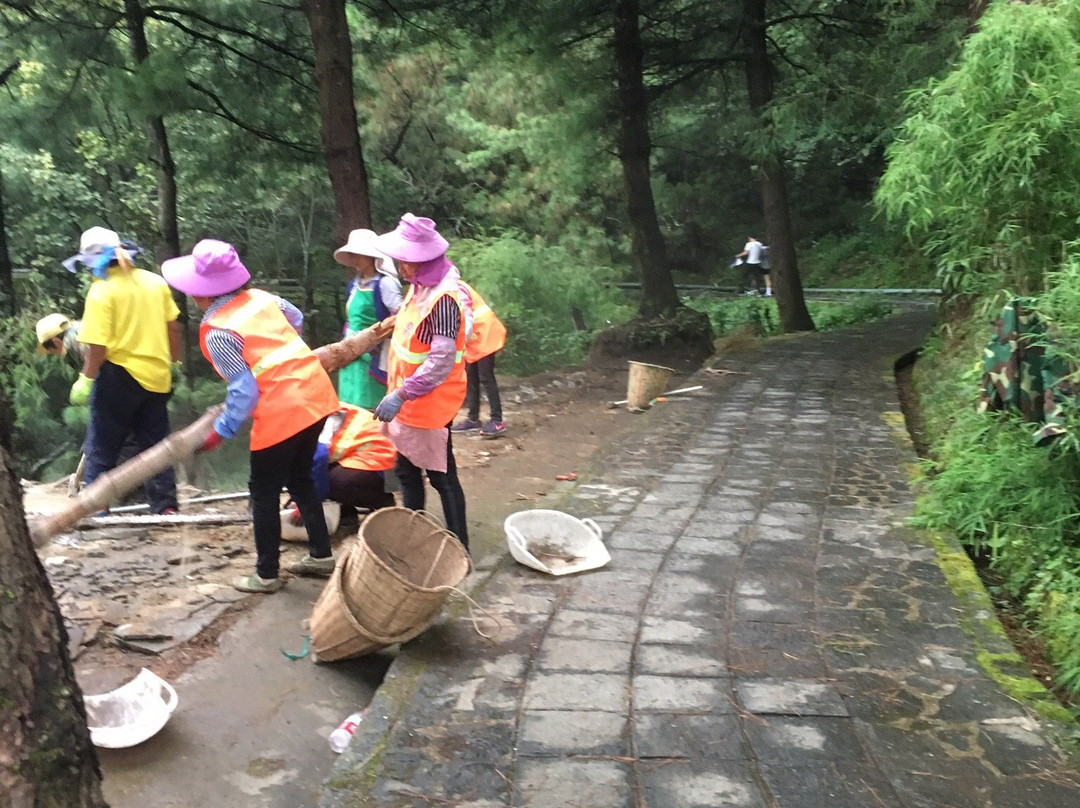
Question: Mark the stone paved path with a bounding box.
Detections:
[319,313,1080,808]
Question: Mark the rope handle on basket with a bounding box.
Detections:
[444,585,503,640]
[405,509,464,588]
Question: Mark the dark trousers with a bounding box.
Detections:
[250,419,330,579]
[328,465,395,511]
[85,361,177,513]
[395,429,469,549]
[465,353,502,422]
[740,263,764,293]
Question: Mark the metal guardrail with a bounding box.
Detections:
[613,283,940,295]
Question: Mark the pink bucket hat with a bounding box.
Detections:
[161,239,251,297]
[374,213,449,263]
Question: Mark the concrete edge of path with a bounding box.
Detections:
[883,347,1077,735]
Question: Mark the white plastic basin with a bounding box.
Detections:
[504,510,609,576]
[84,668,178,748]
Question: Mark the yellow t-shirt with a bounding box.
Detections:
[79,267,180,394]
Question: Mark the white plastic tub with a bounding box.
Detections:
[504,510,610,576]
[84,668,178,748]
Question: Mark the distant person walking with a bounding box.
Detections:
[334,229,403,410]
[65,227,181,515]
[372,213,471,550]
[451,280,508,438]
[735,236,771,297]
[163,239,341,593]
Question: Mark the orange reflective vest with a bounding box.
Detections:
[387,278,467,429]
[200,289,339,450]
[460,281,507,363]
[327,404,397,471]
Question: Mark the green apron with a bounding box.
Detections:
[337,282,386,410]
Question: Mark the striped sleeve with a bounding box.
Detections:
[414,295,460,344]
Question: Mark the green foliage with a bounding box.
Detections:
[1033,247,1080,373]
[912,292,1080,700]
[685,295,894,338]
[449,231,632,375]
[877,1,1080,295]
[799,224,935,290]
[0,312,85,479]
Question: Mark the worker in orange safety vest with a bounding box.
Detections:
[299,404,397,524]
[451,280,508,439]
[163,239,340,594]
[372,213,470,550]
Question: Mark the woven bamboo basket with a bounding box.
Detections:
[342,507,472,640]
[309,548,385,662]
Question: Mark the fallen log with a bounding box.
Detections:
[29,317,396,546]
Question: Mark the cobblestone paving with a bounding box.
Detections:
[320,313,1080,808]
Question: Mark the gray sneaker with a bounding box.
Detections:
[286,554,335,577]
[233,573,283,594]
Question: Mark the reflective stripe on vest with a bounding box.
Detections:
[391,340,465,366]
[387,282,467,430]
[327,404,397,471]
[200,289,339,450]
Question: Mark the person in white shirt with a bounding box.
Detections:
[735,236,772,297]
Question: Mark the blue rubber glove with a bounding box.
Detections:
[69,373,94,406]
[374,389,405,422]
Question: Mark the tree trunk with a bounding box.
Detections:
[613,0,680,319]
[123,0,192,367]
[743,0,814,332]
[0,171,15,317]
[301,0,372,243]
[0,416,108,807]
[0,61,18,318]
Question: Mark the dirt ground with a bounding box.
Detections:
[24,353,717,699]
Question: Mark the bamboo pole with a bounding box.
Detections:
[29,407,222,546]
[75,512,253,529]
[29,316,397,547]
[313,316,394,373]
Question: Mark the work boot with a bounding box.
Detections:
[286,554,335,577]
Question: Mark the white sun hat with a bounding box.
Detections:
[334,228,398,278]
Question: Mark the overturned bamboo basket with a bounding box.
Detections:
[28,317,395,547]
[309,508,472,662]
[309,551,386,662]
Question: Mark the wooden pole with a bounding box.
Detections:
[29,407,222,546]
[313,316,394,372]
[29,316,397,547]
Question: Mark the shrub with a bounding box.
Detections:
[448,231,633,375]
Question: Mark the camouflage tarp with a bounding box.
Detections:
[977,298,1074,445]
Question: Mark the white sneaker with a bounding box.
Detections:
[764,290,773,297]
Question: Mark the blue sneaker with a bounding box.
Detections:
[480,420,507,438]
[451,419,482,433]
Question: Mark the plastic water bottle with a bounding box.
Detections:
[328,711,364,753]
